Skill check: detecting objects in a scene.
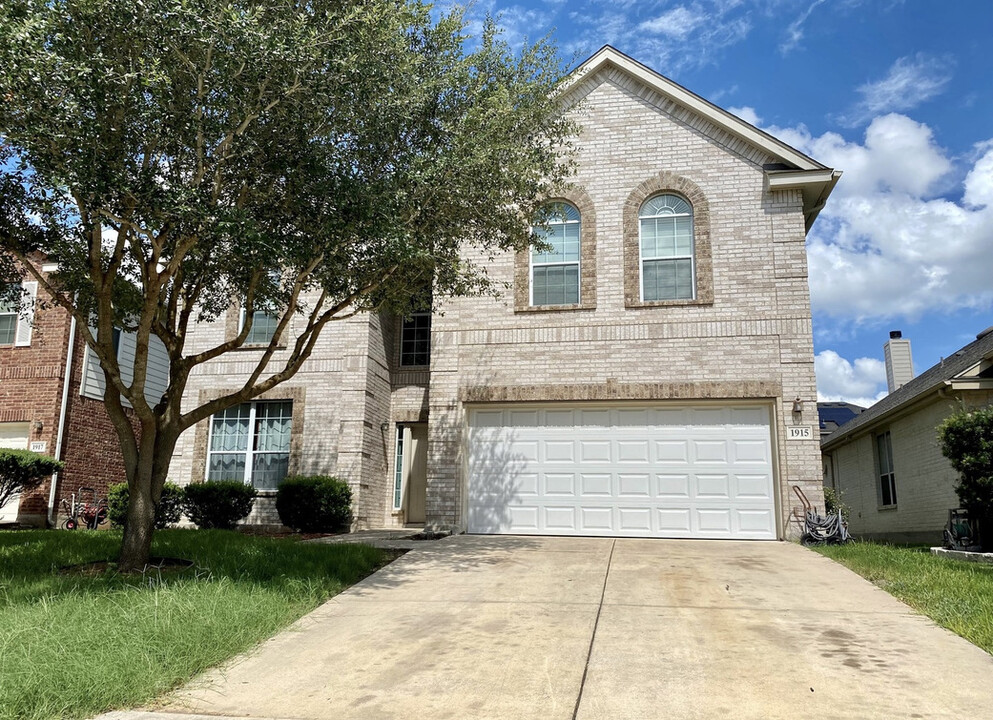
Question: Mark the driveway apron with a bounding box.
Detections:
[126,536,993,720]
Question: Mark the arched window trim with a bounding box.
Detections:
[623,172,713,308]
[515,187,597,313]
[638,192,695,302]
[530,201,582,307]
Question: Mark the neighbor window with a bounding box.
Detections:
[876,430,897,507]
[207,400,292,490]
[531,202,581,306]
[400,313,431,367]
[639,194,694,301]
[0,283,21,345]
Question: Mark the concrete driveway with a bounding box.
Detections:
[111,536,993,720]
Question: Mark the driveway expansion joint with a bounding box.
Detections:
[572,538,615,720]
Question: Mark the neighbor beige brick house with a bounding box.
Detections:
[168,46,840,539]
[822,328,993,545]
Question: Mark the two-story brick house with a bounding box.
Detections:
[0,256,169,526]
[168,46,840,539]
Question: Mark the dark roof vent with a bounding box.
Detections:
[977,326,993,341]
[889,330,902,339]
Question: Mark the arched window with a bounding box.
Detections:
[639,194,694,301]
[531,202,581,306]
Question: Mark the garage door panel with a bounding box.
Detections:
[656,508,692,534]
[735,474,773,499]
[468,404,776,540]
[657,474,690,498]
[736,509,776,535]
[543,441,575,462]
[580,474,612,497]
[732,439,768,463]
[697,509,733,533]
[544,473,576,496]
[580,441,612,463]
[693,440,728,463]
[543,506,577,532]
[696,474,731,498]
[618,473,651,497]
[618,441,650,462]
[655,440,688,463]
[618,507,652,532]
[580,507,613,531]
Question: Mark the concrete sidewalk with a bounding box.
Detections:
[99,536,993,720]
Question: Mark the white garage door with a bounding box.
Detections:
[0,422,30,523]
[467,404,777,539]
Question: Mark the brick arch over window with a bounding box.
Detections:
[515,186,597,312]
[623,172,713,308]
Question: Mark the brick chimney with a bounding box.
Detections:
[883,330,914,393]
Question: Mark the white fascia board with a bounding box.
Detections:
[768,168,843,233]
[566,46,826,172]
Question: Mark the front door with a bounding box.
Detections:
[403,424,428,524]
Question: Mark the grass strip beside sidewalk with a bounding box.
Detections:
[814,541,993,655]
[0,529,389,720]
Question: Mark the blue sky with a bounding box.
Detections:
[470,0,993,407]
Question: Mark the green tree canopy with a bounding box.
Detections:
[0,0,576,568]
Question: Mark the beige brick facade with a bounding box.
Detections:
[170,49,830,537]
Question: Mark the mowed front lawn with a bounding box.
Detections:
[0,529,390,720]
[814,541,993,654]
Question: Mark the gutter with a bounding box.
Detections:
[47,313,76,526]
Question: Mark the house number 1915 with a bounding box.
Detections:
[787,427,812,440]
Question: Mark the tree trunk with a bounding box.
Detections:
[118,483,157,571]
[117,430,178,572]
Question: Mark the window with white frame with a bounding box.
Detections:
[531,202,581,306]
[0,284,19,345]
[207,400,292,490]
[639,194,694,301]
[239,307,280,345]
[876,430,897,507]
[400,313,431,367]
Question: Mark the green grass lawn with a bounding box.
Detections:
[0,529,390,720]
[814,541,993,655]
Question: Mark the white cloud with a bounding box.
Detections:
[727,105,761,126]
[639,6,708,39]
[815,350,888,407]
[839,53,954,127]
[762,114,993,322]
[779,0,826,55]
[566,0,753,76]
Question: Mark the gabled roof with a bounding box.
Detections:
[822,327,993,450]
[564,46,841,231]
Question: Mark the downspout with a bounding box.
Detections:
[47,314,76,526]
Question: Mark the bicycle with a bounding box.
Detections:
[61,487,109,530]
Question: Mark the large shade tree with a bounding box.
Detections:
[0,0,576,569]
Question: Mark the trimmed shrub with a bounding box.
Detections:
[183,481,257,530]
[938,406,993,548]
[276,475,353,532]
[0,449,63,509]
[107,482,185,529]
[823,486,850,520]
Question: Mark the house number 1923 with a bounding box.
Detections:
[787,427,812,440]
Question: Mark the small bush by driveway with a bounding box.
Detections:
[814,541,993,654]
[0,529,389,720]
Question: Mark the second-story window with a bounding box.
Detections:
[639,194,694,301]
[531,202,581,306]
[0,283,20,345]
[400,313,431,367]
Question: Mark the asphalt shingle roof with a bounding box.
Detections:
[821,328,993,449]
